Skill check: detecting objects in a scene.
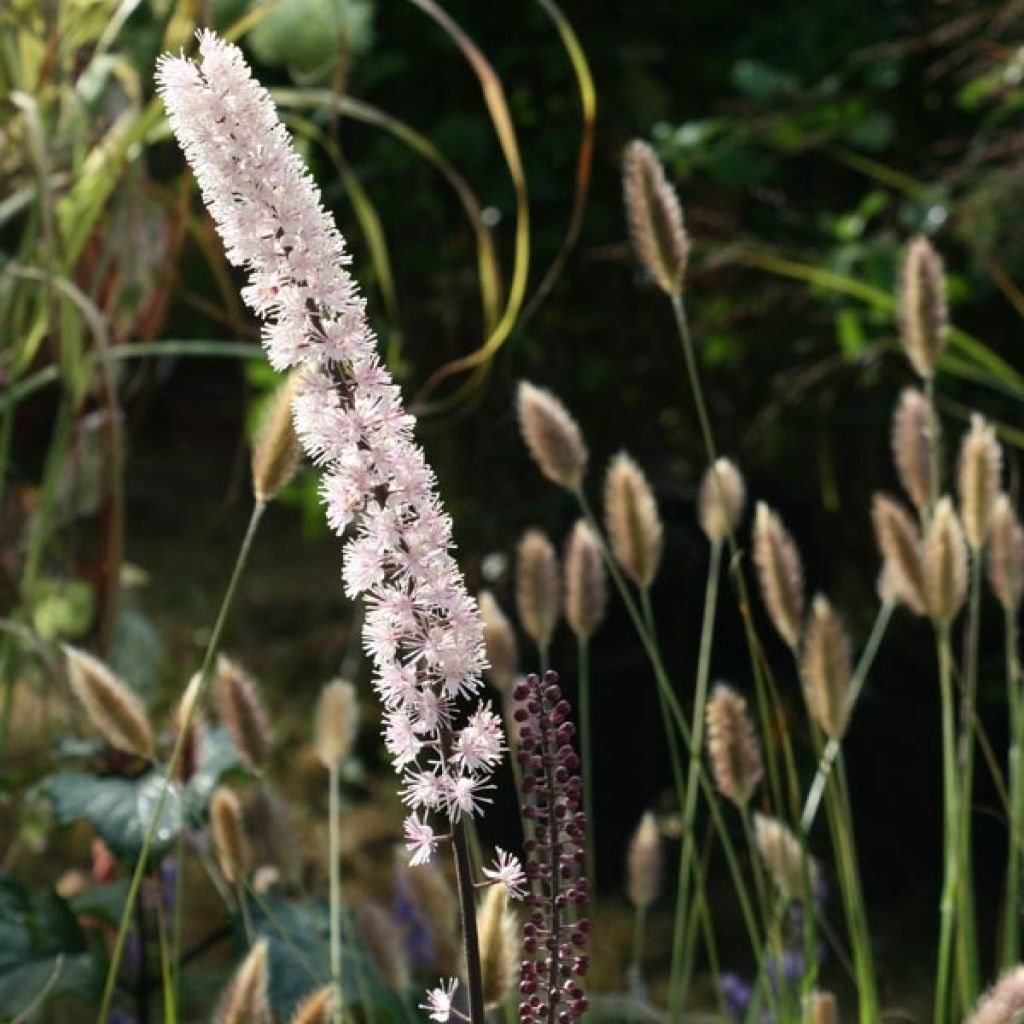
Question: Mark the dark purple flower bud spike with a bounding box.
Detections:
[514,672,589,1024]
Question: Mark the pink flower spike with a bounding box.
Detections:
[420,978,460,1022]
[482,847,527,899]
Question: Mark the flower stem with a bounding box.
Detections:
[329,759,345,1024]
[97,500,267,1022]
[1003,606,1023,967]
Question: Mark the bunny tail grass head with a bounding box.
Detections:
[925,496,969,625]
[479,591,519,693]
[891,388,933,513]
[959,413,1003,550]
[706,683,764,807]
[604,451,664,587]
[357,901,411,994]
[517,381,588,492]
[313,678,359,767]
[64,646,154,759]
[754,813,816,903]
[516,529,561,653]
[804,991,839,1024]
[627,811,663,910]
[215,939,270,1024]
[622,139,689,298]
[871,493,928,615]
[210,786,251,885]
[251,372,303,503]
[698,457,746,544]
[966,967,1024,1024]
[800,595,853,740]
[175,672,205,784]
[215,654,273,771]
[899,234,947,380]
[564,519,607,641]
[753,503,805,649]
[988,495,1024,613]
[477,882,516,1010]
[288,987,333,1024]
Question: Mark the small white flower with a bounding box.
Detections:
[452,705,504,773]
[403,813,437,867]
[482,846,527,899]
[420,978,459,1022]
[443,773,494,821]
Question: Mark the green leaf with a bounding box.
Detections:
[835,308,866,359]
[35,770,181,861]
[30,579,95,641]
[67,879,130,926]
[185,726,247,818]
[0,874,102,1020]
[108,605,164,702]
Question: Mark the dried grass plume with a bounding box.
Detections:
[210,785,251,885]
[65,646,154,759]
[706,683,764,807]
[966,967,1024,1024]
[925,496,969,625]
[871,493,928,615]
[899,234,947,380]
[252,372,302,503]
[604,451,664,587]
[754,813,816,902]
[288,987,333,1024]
[517,381,588,491]
[564,519,607,640]
[313,678,359,767]
[891,388,933,513]
[804,991,839,1024]
[477,882,516,1010]
[988,495,1024,613]
[958,413,1002,550]
[216,655,273,771]
[516,529,561,654]
[479,591,519,692]
[800,595,853,740]
[753,503,805,649]
[698,457,746,544]
[622,139,689,298]
[627,811,663,910]
[215,939,270,1024]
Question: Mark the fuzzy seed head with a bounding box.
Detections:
[626,811,663,910]
[357,901,411,994]
[891,388,933,513]
[966,967,1024,1024]
[564,519,607,640]
[516,529,560,652]
[215,655,273,771]
[604,451,664,587]
[959,413,1003,550]
[871,493,928,615]
[479,591,519,693]
[175,672,205,784]
[210,786,251,885]
[477,882,516,1010]
[252,372,303,502]
[899,235,947,380]
[754,813,816,903]
[800,595,853,740]
[753,503,805,649]
[215,939,270,1024]
[925,496,969,625]
[517,381,588,491]
[64,646,154,759]
[698,457,746,544]
[804,991,839,1024]
[288,987,333,1024]
[988,495,1024,613]
[622,139,689,298]
[706,683,764,807]
[313,678,359,766]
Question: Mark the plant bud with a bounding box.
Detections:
[626,811,663,910]
[800,595,852,740]
[988,495,1024,613]
[252,372,303,503]
[871,493,927,616]
[706,683,764,807]
[516,529,560,653]
[216,655,273,771]
[313,679,359,767]
[804,990,839,1024]
[210,786,250,885]
[958,413,1002,550]
[925,496,968,625]
[754,813,816,903]
[891,388,933,513]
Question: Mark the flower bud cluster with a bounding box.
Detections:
[512,672,589,1024]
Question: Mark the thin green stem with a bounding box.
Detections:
[924,376,942,513]
[630,903,647,1000]
[97,501,267,1022]
[329,760,345,1024]
[1003,607,1023,967]
[171,828,186,1010]
[577,636,596,892]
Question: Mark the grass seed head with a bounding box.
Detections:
[479,590,519,693]
[697,457,746,545]
[706,683,764,808]
[477,882,516,1010]
[564,519,607,641]
[216,654,273,771]
[891,388,933,513]
[215,939,270,1024]
[622,139,689,298]
[899,234,947,380]
[753,503,805,649]
[871,493,928,615]
[754,813,816,903]
[958,413,1002,550]
[800,595,853,740]
[517,381,588,492]
[604,451,664,587]
[288,987,333,1024]
[626,811,663,910]
[988,495,1024,613]
[804,990,839,1024]
[313,678,359,767]
[516,529,561,653]
[210,786,250,885]
[966,967,1024,1024]
[925,496,969,625]
[252,372,303,503]
[64,646,154,759]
